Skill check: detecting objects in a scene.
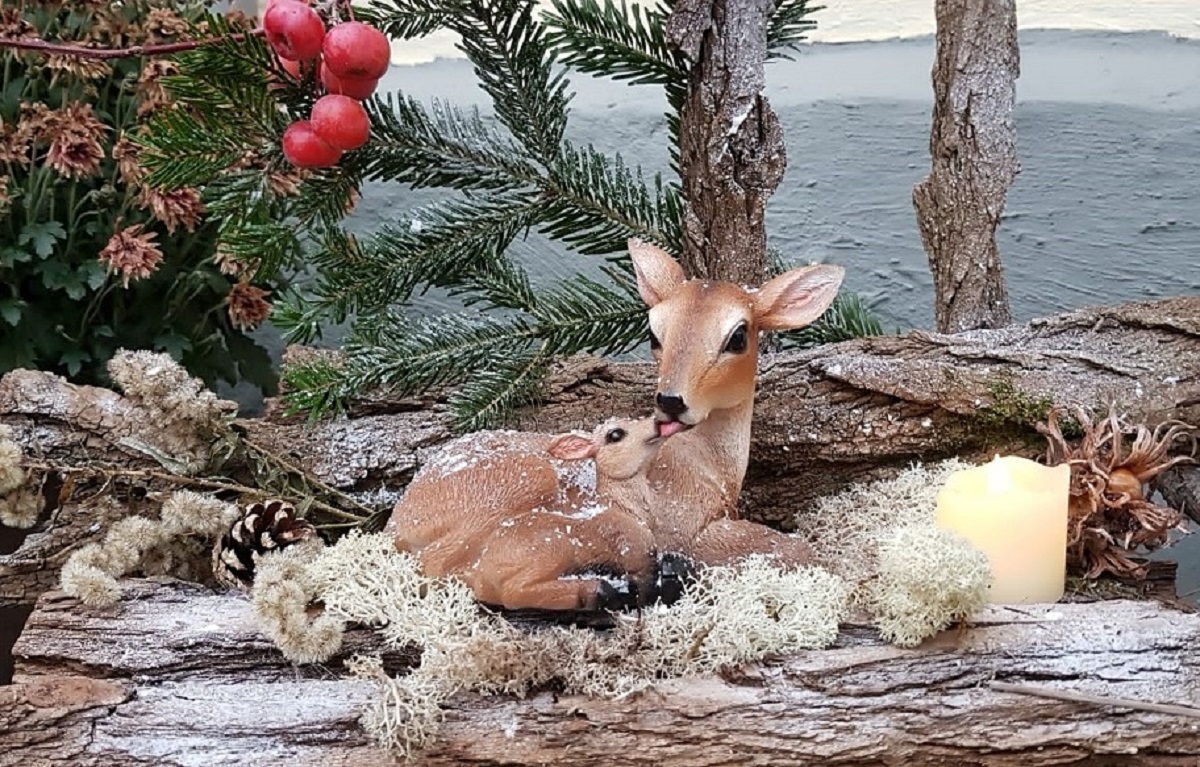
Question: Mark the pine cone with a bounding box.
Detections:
[212,499,318,589]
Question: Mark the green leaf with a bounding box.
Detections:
[38,261,87,299]
[154,333,194,357]
[81,260,109,290]
[59,348,90,377]
[0,246,32,267]
[0,299,22,327]
[18,221,67,259]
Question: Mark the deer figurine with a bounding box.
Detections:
[625,238,844,567]
[400,417,685,611]
[386,238,844,606]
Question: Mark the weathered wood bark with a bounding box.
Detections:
[4,578,1200,765]
[1157,464,1200,526]
[667,0,783,284]
[913,0,1019,333]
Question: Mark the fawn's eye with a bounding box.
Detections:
[605,428,627,444]
[723,323,749,354]
[648,330,661,351]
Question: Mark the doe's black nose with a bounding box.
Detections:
[656,393,687,417]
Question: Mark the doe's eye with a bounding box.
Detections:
[649,330,662,351]
[723,323,749,354]
[605,428,627,444]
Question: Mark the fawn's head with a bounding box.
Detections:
[547,417,665,481]
[628,239,844,434]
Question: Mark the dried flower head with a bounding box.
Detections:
[0,175,11,215]
[98,223,164,287]
[43,103,109,180]
[159,489,240,538]
[106,349,237,448]
[144,8,191,42]
[111,132,145,185]
[138,184,204,233]
[0,8,35,40]
[1039,406,1196,579]
[226,282,272,331]
[45,53,112,80]
[0,490,41,529]
[213,244,248,277]
[266,167,307,198]
[0,118,32,167]
[0,428,24,496]
[136,58,180,117]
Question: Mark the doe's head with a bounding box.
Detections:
[628,238,845,432]
[547,417,665,481]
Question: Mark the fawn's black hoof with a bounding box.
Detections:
[594,577,641,612]
[651,551,699,607]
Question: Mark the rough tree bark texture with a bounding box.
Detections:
[667,0,783,284]
[4,579,1200,765]
[913,0,1019,333]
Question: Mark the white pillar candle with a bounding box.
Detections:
[935,455,1071,604]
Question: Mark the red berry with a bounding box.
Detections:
[322,22,391,81]
[282,121,342,168]
[320,63,379,100]
[311,95,370,151]
[263,0,325,62]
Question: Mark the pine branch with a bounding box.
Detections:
[360,0,456,39]
[531,272,646,356]
[767,0,822,60]
[368,0,572,160]
[453,0,573,160]
[449,349,550,433]
[364,96,542,193]
[542,142,683,254]
[296,194,540,323]
[543,0,685,107]
[346,311,540,396]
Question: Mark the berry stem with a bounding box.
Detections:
[0,28,266,61]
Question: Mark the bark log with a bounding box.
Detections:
[667,0,783,284]
[4,578,1200,765]
[913,0,1019,333]
[1,297,1196,606]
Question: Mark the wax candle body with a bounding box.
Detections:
[935,456,1071,604]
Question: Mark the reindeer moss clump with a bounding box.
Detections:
[253,531,851,755]
[800,459,992,647]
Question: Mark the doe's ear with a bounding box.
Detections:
[548,433,596,461]
[754,264,845,331]
[628,238,685,308]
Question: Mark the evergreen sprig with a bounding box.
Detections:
[142,0,875,431]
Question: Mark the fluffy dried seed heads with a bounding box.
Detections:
[0,425,26,496]
[59,491,239,607]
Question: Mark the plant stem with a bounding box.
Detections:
[20,460,370,523]
[0,30,266,61]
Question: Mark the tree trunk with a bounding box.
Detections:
[913,0,1019,333]
[667,0,783,284]
[4,579,1200,766]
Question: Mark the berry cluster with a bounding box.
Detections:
[263,0,389,168]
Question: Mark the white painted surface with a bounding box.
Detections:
[377,0,1200,64]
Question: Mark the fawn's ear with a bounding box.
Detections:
[629,238,685,308]
[548,433,596,461]
[754,264,845,331]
